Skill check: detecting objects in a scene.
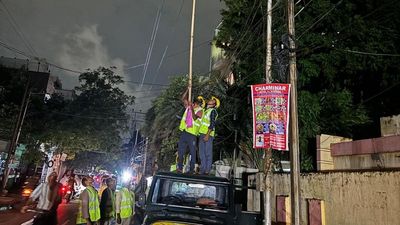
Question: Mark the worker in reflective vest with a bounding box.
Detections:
[76,176,101,225]
[116,182,135,225]
[198,96,220,175]
[177,88,205,173]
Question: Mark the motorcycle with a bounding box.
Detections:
[61,185,73,203]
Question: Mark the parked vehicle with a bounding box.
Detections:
[142,172,262,225]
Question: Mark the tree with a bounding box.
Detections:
[19,67,134,170]
[215,0,400,171]
[0,67,28,141]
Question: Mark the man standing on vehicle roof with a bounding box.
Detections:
[198,96,220,175]
[177,88,205,173]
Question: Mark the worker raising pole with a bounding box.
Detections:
[188,0,197,101]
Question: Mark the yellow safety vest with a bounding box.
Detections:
[76,186,101,224]
[198,108,218,137]
[179,107,203,136]
[119,188,134,219]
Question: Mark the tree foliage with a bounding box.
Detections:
[1,66,134,170]
[215,0,400,171]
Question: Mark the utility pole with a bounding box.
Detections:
[142,137,149,177]
[1,74,31,192]
[188,0,196,101]
[264,0,273,224]
[287,0,301,224]
[265,0,273,83]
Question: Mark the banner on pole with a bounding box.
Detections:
[251,83,290,150]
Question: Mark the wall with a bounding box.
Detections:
[380,115,400,137]
[316,134,352,171]
[270,171,400,225]
[331,135,400,170]
[333,152,400,170]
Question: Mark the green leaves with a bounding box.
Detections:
[10,67,135,166]
[214,0,400,171]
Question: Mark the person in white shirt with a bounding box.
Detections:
[21,172,62,225]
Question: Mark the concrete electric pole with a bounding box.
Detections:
[264,1,273,224]
[287,0,301,224]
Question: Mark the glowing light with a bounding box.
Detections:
[122,170,132,183]
[146,176,153,186]
[22,188,32,196]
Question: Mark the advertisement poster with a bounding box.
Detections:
[251,83,291,150]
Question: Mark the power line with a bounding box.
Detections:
[0,41,169,87]
[141,0,165,88]
[337,49,400,57]
[48,111,146,122]
[0,40,84,74]
[0,1,38,56]
[125,63,145,70]
[361,81,400,104]
[297,0,344,39]
[295,0,314,18]
[148,0,185,92]
[124,80,169,87]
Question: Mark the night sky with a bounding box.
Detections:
[0,0,223,111]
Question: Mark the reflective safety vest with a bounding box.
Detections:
[198,108,218,137]
[179,106,203,136]
[119,188,134,219]
[76,186,101,224]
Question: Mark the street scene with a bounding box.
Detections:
[1,0,400,225]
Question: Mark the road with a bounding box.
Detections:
[0,202,78,225]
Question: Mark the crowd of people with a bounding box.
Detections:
[177,88,220,175]
[21,172,136,225]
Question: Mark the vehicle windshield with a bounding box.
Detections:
[151,178,229,211]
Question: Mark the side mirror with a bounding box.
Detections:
[137,193,146,208]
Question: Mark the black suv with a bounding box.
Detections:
[142,172,262,225]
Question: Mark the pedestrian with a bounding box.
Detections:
[76,176,101,225]
[177,88,205,173]
[198,96,220,175]
[20,171,62,225]
[115,182,135,225]
[100,178,116,225]
[98,175,110,198]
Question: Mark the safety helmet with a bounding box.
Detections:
[211,96,220,108]
[196,96,206,108]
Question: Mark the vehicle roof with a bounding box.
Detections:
[154,172,231,185]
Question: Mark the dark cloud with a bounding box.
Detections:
[0,0,223,111]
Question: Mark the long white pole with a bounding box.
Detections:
[188,0,196,101]
[265,0,273,224]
